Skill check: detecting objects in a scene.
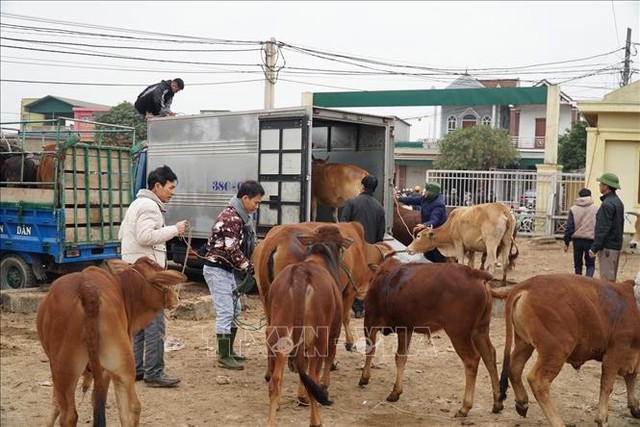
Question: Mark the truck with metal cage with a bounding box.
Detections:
[0,118,136,289]
[142,106,401,268]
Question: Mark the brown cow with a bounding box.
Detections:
[392,198,421,247]
[498,274,640,426]
[36,143,59,189]
[37,257,186,427]
[253,221,391,351]
[311,157,369,222]
[358,258,504,417]
[265,225,352,427]
[628,212,640,252]
[407,202,519,284]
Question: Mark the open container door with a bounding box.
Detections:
[257,116,309,235]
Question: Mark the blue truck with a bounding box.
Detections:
[0,119,136,289]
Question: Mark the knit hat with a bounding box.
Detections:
[596,172,621,190]
[425,182,441,196]
[578,188,591,197]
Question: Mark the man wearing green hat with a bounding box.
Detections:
[588,172,624,281]
[397,181,448,262]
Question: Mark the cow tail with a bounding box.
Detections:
[507,237,519,271]
[499,291,519,402]
[291,267,332,406]
[79,277,107,427]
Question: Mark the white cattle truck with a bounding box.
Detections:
[143,106,400,268]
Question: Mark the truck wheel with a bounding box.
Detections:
[1,254,37,289]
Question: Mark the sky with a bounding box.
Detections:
[1,1,639,139]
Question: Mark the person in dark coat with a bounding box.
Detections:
[134,78,184,119]
[397,181,447,262]
[340,174,386,318]
[588,172,625,281]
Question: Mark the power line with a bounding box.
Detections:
[1,44,262,67]
[0,78,265,86]
[0,36,263,52]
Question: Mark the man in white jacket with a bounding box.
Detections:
[119,165,187,387]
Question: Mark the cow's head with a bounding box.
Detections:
[407,225,436,254]
[130,257,187,309]
[297,225,354,273]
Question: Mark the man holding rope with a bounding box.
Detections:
[119,165,188,388]
[201,180,265,370]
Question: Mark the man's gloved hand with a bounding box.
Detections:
[247,265,255,276]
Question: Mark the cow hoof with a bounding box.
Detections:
[330,362,339,371]
[345,342,355,352]
[297,396,310,406]
[264,374,270,383]
[515,400,528,417]
[358,377,369,387]
[454,410,468,418]
[492,401,504,413]
[386,392,400,402]
[631,406,640,419]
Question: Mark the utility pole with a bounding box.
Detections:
[263,37,277,109]
[621,27,632,87]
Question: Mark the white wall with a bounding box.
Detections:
[519,104,573,148]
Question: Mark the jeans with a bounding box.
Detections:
[203,265,242,335]
[425,248,446,263]
[572,238,595,276]
[134,311,165,380]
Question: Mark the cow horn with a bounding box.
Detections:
[626,211,639,217]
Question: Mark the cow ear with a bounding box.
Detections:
[151,270,187,288]
[341,238,354,249]
[104,259,129,275]
[296,233,315,246]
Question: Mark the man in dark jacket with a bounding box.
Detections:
[135,78,184,119]
[340,174,386,318]
[398,181,447,262]
[588,172,625,281]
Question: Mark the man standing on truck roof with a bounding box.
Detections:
[134,78,184,119]
[119,165,188,388]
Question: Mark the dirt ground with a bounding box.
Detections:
[1,239,639,427]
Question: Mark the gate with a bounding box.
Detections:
[425,169,586,236]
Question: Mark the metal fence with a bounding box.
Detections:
[425,169,586,237]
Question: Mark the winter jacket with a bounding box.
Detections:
[397,194,447,228]
[591,191,625,252]
[203,206,253,274]
[340,191,386,244]
[134,80,175,116]
[118,189,180,267]
[563,196,598,245]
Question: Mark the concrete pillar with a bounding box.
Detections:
[301,92,313,106]
[535,163,563,236]
[544,85,560,164]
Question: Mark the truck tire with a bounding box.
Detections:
[1,254,37,289]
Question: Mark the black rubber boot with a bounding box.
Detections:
[230,327,247,361]
[217,334,244,370]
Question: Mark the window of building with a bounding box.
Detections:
[447,115,457,133]
[482,115,491,126]
[462,114,477,128]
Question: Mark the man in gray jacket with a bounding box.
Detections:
[589,172,625,281]
[563,188,598,276]
[119,165,187,387]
